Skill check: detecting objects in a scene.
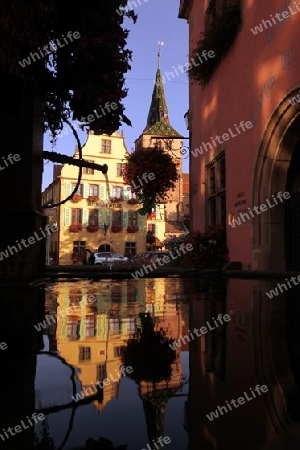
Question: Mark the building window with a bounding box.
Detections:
[112,186,122,198]
[220,158,226,190]
[128,190,137,200]
[116,163,126,177]
[96,364,107,381]
[89,185,99,196]
[210,197,216,225]
[128,211,138,227]
[67,319,80,340]
[101,139,111,154]
[83,160,94,175]
[220,194,226,228]
[112,210,122,226]
[147,224,155,234]
[109,318,120,335]
[89,209,98,226]
[72,209,82,224]
[79,346,91,361]
[125,242,136,256]
[85,316,96,337]
[71,183,83,195]
[209,167,216,196]
[206,152,226,228]
[123,317,136,333]
[113,346,123,357]
[73,241,86,255]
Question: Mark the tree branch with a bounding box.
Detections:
[43,150,108,174]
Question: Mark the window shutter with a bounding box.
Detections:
[122,187,129,200]
[64,207,71,226]
[122,211,128,229]
[82,208,88,227]
[109,186,113,198]
[83,183,89,198]
[138,212,143,229]
[106,210,112,225]
[65,182,72,197]
[99,210,104,228]
[100,185,105,199]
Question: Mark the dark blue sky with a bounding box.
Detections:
[42,0,189,189]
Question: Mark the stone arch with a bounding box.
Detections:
[252,88,300,271]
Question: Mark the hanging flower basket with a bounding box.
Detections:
[71,193,82,203]
[87,195,99,205]
[123,145,179,215]
[127,225,139,233]
[86,224,99,233]
[110,196,123,203]
[127,198,139,205]
[69,223,82,232]
[111,225,123,233]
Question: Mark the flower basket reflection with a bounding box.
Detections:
[111,225,123,233]
[69,223,82,232]
[121,313,176,383]
[87,195,99,205]
[86,224,99,233]
[71,193,82,203]
[127,225,139,233]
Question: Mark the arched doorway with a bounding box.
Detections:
[252,89,300,271]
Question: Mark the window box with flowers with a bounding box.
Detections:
[127,225,139,233]
[87,195,99,206]
[127,198,139,205]
[86,224,99,233]
[111,225,123,233]
[71,193,82,203]
[110,196,123,203]
[147,212,156,219]
[69,223,83,232]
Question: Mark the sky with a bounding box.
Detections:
[42,0,189,190]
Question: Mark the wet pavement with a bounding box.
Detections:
[1,277,300,449]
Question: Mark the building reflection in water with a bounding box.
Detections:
[34,278,189,449]
[186,277,300,450]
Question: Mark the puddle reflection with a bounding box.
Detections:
[2,277,300,449]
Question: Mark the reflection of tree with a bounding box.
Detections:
[121,313,176,383]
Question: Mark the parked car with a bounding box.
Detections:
[134,251,170,263]
[94,252,128,266]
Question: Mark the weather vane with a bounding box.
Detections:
[157,41,164,67]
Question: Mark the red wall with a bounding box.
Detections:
[186,0,300,266]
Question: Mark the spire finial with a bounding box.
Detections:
[157,41,164,68]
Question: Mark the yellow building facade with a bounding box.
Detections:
[42,131,147,264]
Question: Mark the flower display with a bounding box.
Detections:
[190,2,242,87]
[69,223,82,232]
[71,193,82,203]
[87,195,99,205]
[182,225,229,269]
[123,145,179,215]
[127,225,139,233]
[111,225,123,233]
[86,224,99,232]
[110,196,123,203]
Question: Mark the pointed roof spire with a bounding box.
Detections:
[144,42,182,137]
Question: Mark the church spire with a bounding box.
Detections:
[143,43,182,137]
